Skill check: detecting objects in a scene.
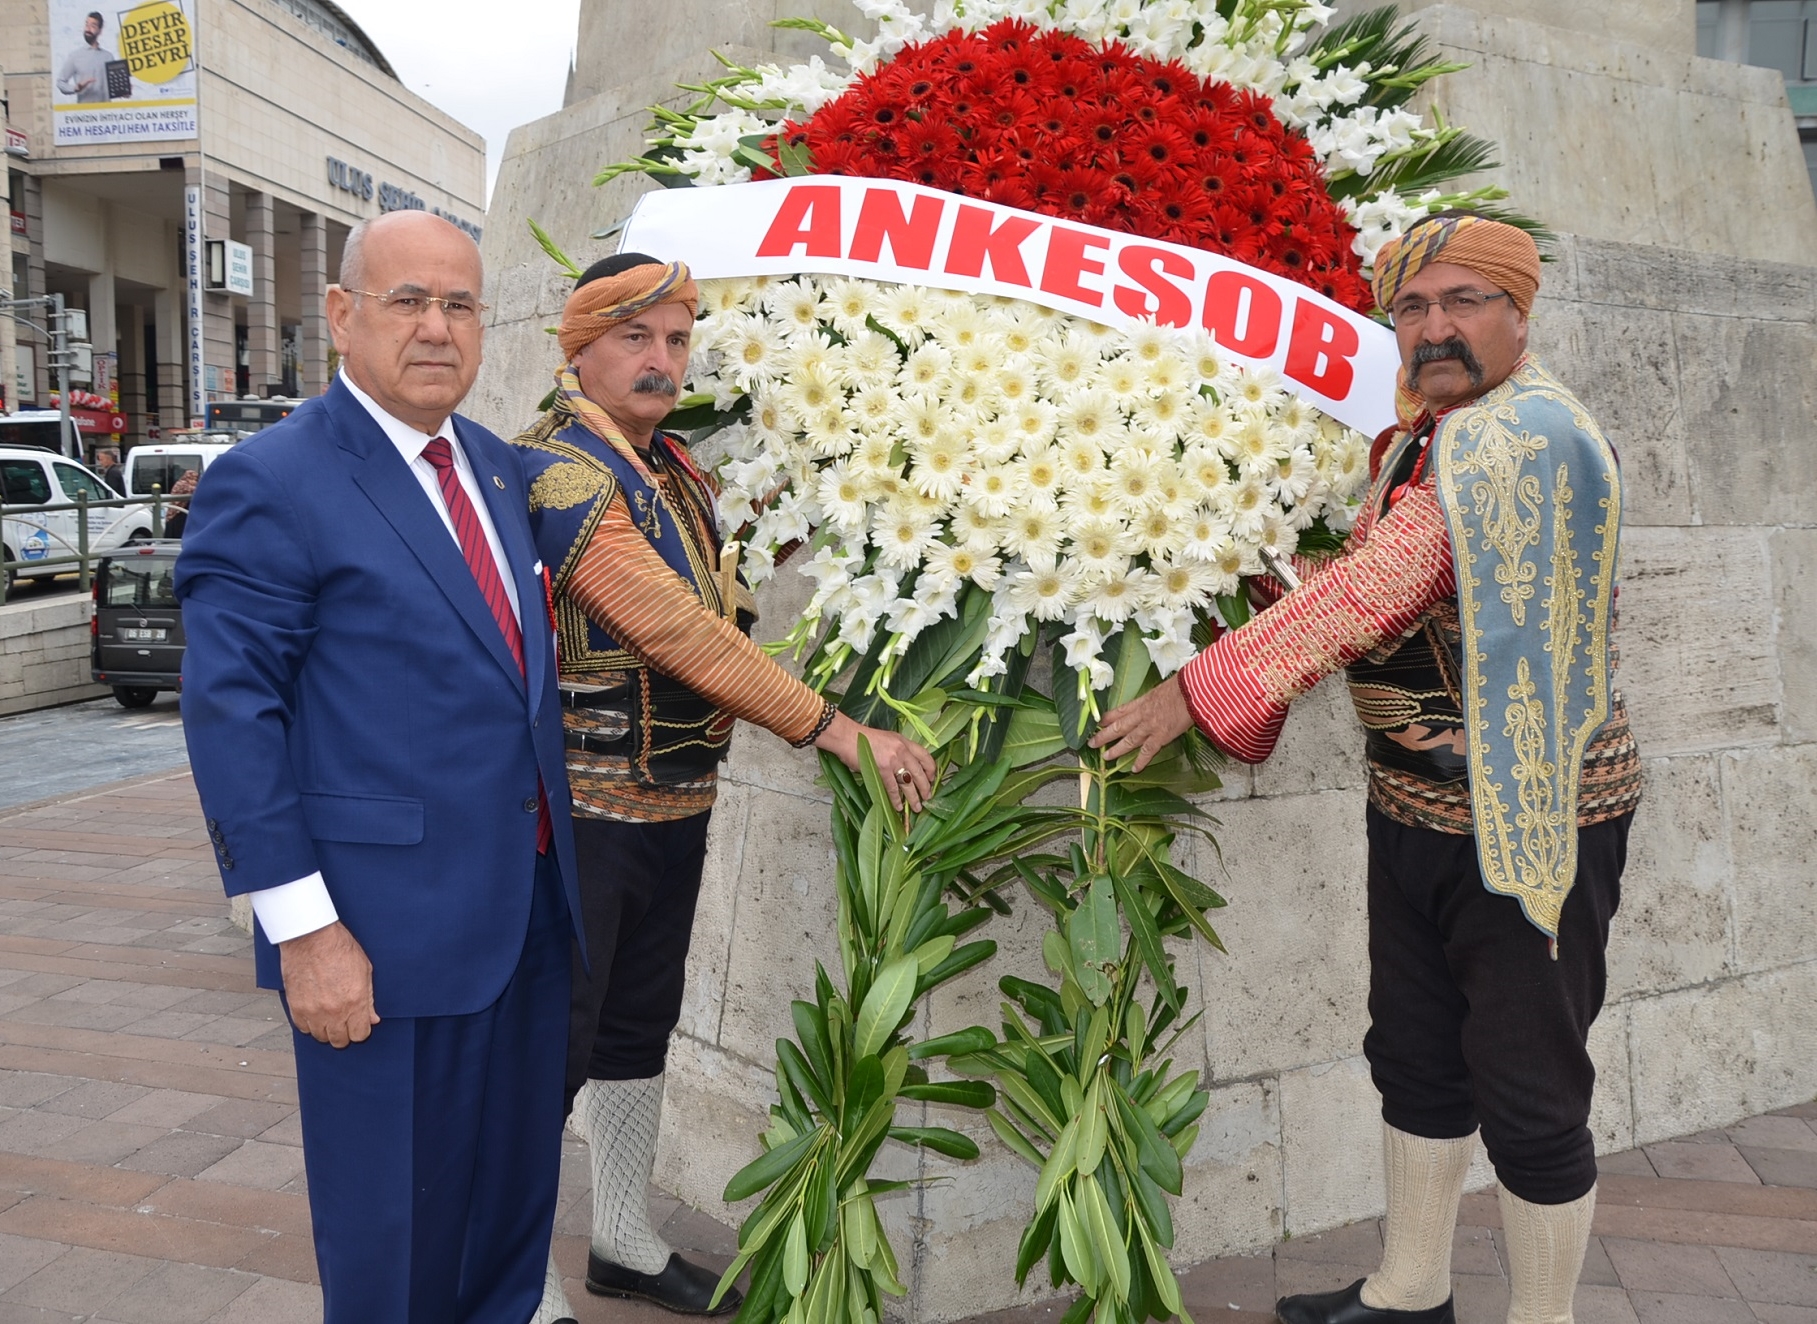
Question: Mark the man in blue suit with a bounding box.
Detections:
[177,210,585,1324]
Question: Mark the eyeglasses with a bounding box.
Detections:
[1389,290,1511,327]
[343,287,488,324]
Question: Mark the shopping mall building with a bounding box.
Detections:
[2,0,484,447]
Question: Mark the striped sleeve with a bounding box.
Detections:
[566,494,828,745]
[1179,483,1457,764]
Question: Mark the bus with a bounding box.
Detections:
[203,398,302,434]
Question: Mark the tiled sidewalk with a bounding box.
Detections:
[0,772,1811,1323]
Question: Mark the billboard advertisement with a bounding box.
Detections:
[49,0,198,145]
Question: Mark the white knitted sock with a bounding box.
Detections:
[1360,1124,1476,1311]
[529,1245,574,1324]
[1500,1184,1597,1324]
[581,1073,673,1275]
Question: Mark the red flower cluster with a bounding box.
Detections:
[767,20,1373,312]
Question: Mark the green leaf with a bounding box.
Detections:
[988,1108,1047,1169]
[725,1125,823,1203]
[1075,1077,1108,1178]
[1127,1161,1176,1247]
[1106,622,1157,712]
[1108,867,1182,1015]
[898,1079,997,1109]
[778,1038,834,1118]
[850,958,915,1060]
[1136,1217,1183,1315]
[1015,1201,1058,1286]
[914,939,996,997]
[1056,1185,1099,1292]
[907,1025,996,1061]
[1034,1113,1080,1212]
[526,217,582,278]
[1111,1082,1184,1196]
[1067,875,1119,1007]
[1077,1173,1131,1300]
[1000,705,1067,769]
[781,1210,809,1298]
[805,1156,838,1253]
[793,1001,836,1101]
[888,1125,980,1159]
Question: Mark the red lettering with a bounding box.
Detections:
[1201,270,1282,358]
[1112,245,1195,327]
[849,188,945,269]
[755,184,843,259]
[943,205,1040,286]
[1283,298,1360,399]
[1039,226,1109,306]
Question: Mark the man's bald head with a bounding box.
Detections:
[328,212,487,433]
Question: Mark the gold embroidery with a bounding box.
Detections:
[1439,357,1623,938]
[529,461,608,512]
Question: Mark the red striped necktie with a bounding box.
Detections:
[421,437,551,854]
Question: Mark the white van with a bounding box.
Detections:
[0,447,157,589]
[123,437,240,499]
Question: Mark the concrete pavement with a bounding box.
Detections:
[0,771,1810,1323]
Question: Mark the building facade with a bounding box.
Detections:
[2,0,485,449]
[1698,0,1817,190]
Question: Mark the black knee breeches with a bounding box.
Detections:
[1362,805,1630,1205]
[563,812,712,1111]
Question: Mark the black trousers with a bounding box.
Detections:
[564,812,712,1111]
[1362,805,1631,1206]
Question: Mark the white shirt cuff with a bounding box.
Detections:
[247,872,340,944]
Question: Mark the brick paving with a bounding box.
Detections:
[0,771,1811,1323]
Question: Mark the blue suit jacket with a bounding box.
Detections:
[176,378,583,1018]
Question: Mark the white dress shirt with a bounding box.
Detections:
[249,372,526,945]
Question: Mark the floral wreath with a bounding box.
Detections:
[542,3,1543,1319]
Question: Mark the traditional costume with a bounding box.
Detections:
[517,256,837,1321]
[1177,216,1640,1324]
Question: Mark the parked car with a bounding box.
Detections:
[0,447,156,589]
[91,541,185,708]
[0,411,72,454]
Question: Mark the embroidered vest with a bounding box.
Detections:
[514,409,744,785]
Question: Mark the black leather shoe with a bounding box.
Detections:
[586,1250,742,1316]
[1276,1278,1456,1324]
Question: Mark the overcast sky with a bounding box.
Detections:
[334,0,584,205]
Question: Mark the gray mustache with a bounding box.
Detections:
[632,373,678,397]
[1409,337,1485,389]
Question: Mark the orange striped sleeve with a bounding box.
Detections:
[566,494,828,745]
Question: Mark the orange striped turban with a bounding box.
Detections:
[1372,215,1541,316]
[558,253,699,360]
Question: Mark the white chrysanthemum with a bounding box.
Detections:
[950,504,1004,555]
[948,372,995,416]
[817,462,874,535]
[845,330,901,383]
[1124,323,1173,365]
[1179,443,1235,501]
[1272,446,1319,504]
[846,381,896,435]
[924,540,1004,591]
[988,306,1044,356]
[1096,355,1144,401]
[1230,412,1291,478]
[872,500,942,571]
[1019,445,1064,508]
[700,279,759,317]
[930,300,988,350]
[1108,447,1167,512]
[1082,565,1154,624]
[965,464,1019,519]
[1131,387,1191,437]
[1009,399,1059,450]
[1061,473,1121,523]
[1067,517,1133,571]
[1001,504,1065,568]
[819,278,880,339]
[909,434,969,502]
[775,367,843,430]
[1005,560,1081,622]
[1056,388,1119,448]
[1130,502,1188,560]
[1032,332,1099,392]
[973,415,1020,465]
[900,342,954,396]
[994,357,1036,409]
[715,314,792,390]
[1228,474,1273,538]
[1056,433,1105,483]
[876,285,934,345]
[1181,505,1237,562]
[765,280,825,334]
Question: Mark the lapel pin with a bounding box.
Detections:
[492,475,506,490]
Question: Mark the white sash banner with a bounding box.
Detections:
[620,176,1400,436]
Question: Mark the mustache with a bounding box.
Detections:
[1408,337,1485,389]
[631,372,678,397]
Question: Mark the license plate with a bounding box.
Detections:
[118,627,167,642]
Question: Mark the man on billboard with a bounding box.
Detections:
[55,12,116,103]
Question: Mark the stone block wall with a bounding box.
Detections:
[470,2,1817,1318]
[0,595,106,716]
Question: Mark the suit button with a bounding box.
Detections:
[523,797,539,813]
